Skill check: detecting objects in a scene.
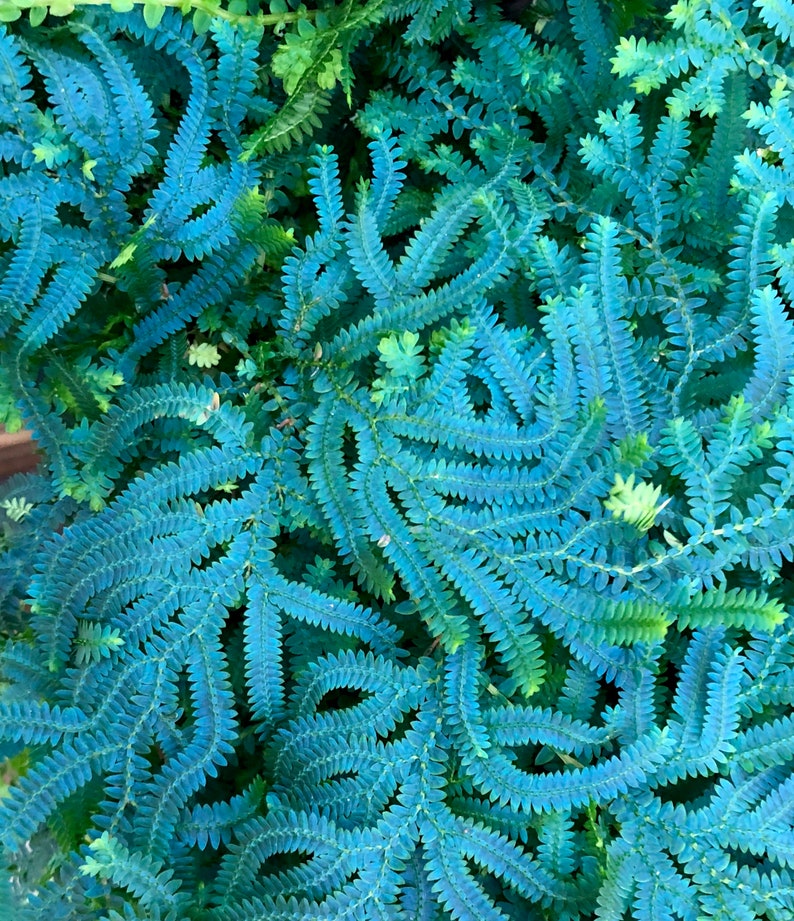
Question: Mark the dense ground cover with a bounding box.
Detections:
[1,1,794,919]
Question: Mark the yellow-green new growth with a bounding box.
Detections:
[0,497,34,522]
[187,342,222,369]
[0,0,316,31]
[371,330,426,406]
[605,472,670,531]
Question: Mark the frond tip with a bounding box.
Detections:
[73,621,125,665]
[604,473,669,531]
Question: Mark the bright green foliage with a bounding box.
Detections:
[371,329,426,404]
[187,341,222,368]
[0,496,33,522]
[73,622,125,665]
[0,2,794,921]
[604,473,669,531]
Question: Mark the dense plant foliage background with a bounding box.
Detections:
[2,0,794,918]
